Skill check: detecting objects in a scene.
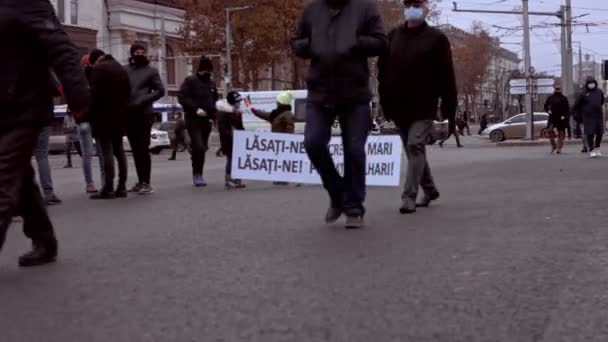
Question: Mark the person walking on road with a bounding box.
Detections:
[168,113,188,161]
[88,49,131,200]
[291,0,387,228]
[63,113,78,168]
[478,114,488,135]
[544,86,570,154]
[378,0,458,214]
[0,0,89,267]
[251,91,297,186]
[573,77,605,158]
[216,92,247,190]
[125,43,165,195]
[177,56,219,187]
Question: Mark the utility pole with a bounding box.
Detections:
[579,42,584,86]
[564,0,574,101]
[225,6,251,98]
[453,1,562,140]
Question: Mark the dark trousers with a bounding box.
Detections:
[587,134,603,151]
[97,134,128,192]
[127,116,153,185]
[0,127,56,250]
[304,102,371,213]
[186,118,212,176]
[400,120,438,202]
[170,134,187,159]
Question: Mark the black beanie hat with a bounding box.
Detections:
[89,49,105,65]
[198,56,213,72]
[130,43,146,56]
[227,91,242,105]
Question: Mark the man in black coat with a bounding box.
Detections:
[88,49,132,199]
[291,0,387,229]
[0,0,89,267]
[178,56,219,187]
[378,0,458,214]
[125,44,165,195]
[544,86,570,154]
[573,77,606,158]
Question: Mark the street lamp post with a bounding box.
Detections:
[225,6,251,97]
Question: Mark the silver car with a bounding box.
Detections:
[484,113,550,142]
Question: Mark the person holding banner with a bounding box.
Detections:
[251,91,296,186]
[217,92,247,190]
[291,0,387,228]
[378,0,457,214]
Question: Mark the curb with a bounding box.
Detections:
[496,139,584,147]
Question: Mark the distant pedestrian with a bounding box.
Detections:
[177,56,219,187]
[378,0,457,214]
[457,114,471,136]
[544,86,570,154]
[88,49,131,199]
[125,43,165,195]
[251,91,297,185]
[63,113,78,168]
[80,54,103,193]
[217,92,246,189]
[0,0,89,267]
[291,0,387,228]
[479,114,488,135]
[573,77,605,158]
[168,113,188,161]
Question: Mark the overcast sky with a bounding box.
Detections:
[435,0,608,75]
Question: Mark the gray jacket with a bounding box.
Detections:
[125,63,165,116]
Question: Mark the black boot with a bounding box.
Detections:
[18,240,58,267]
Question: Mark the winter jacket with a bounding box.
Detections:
[251,105,296,134]
[125,62,165,116]
[216,100,245,156]
[177,74,219,123]
[0,0,89,131]
[573,79,605,134]
[290,0,387,106]
[544,92,570,128]
[378,22,458,126]
[89,55,132,138]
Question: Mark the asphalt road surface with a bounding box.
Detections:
[1,137,607,342]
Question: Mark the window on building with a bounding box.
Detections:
[166,44,176,86]
[70,0,78,25]
[57,0,65,23]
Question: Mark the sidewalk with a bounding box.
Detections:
[496,138,585,147]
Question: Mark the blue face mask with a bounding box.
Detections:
[404,6,425,23]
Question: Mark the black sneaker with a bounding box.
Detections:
[45,193,62,206]
[115,188,128,198]
[400,198,416,214]
[18,240,58,267]
[582,148,588,153]
[416,191,440,208]
[325,207,343,224]
[345,215,364,229]
[90,191,115,200]
[128,183,143,193]
[138,183,154,195]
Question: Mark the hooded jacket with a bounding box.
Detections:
[0,1,89,131]
[125,60,165,116]
[378,22,458,126]
[290,0,387,106]
[178,73,219,122]
[216,100,245,155]
[89,55,132,138]
[251,105,296,134]
[573,79,605,134]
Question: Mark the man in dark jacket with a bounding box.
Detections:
[125,43,165,194]
[177,56,219,187]
[88,49,132,199]
[544,86,570,154]
[573,77,606,158]
[378,0,457,214]
[291,0,387,229]
[0,0,89,267]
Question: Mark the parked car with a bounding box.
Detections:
[122,128,171,154]
[482,113,550,142]
[153,121,190,150]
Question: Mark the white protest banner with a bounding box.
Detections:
[231,131,402,187]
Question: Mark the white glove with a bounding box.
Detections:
[196,108,207,117]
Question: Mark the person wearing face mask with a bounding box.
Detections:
[178,56,219,187]
[378,0,458,215]
[124,44,166,195]
[544,86,570,154]
[291,0,388,229]
[573,77,606,158]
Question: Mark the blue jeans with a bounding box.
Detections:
[304,102,371,214]
[34,126,55,196]
[77,123,96,186]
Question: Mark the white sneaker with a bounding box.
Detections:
[596,150,602,157]
[590,151,598,158]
